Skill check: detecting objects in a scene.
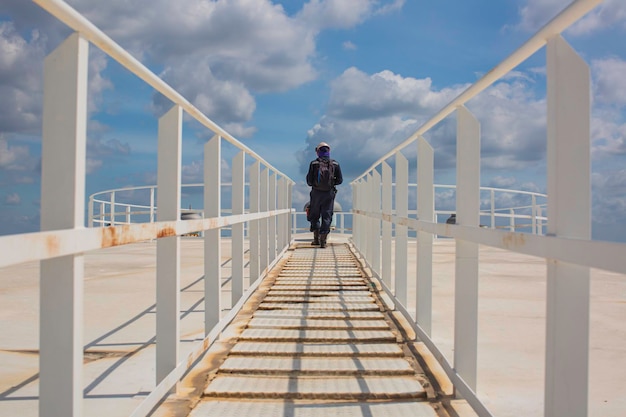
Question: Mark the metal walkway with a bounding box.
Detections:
[188,241,439,417]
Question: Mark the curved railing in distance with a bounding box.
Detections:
[350,1,625,417]
[0,1,296,417]
[89,183,547,236]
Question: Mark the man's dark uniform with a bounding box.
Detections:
[306,142,343,248]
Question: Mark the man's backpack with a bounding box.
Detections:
[313,158,335,191]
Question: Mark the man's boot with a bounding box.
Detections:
[319,233,328,248]
[312,230,320,245]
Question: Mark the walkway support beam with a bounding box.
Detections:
[454,105,480,394]
[544,35,591,417]
[39,32,88,417]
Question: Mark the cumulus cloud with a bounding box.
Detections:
[568,0,626,36]
[4,193,21,205]
[514,0,626,35]
[0,22,45,134]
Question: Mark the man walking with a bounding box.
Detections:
[306,141,343,248]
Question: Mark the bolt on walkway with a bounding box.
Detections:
[185,240,442,417]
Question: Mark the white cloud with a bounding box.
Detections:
[515,0,570,33]
[568,0,626,36]
[342,41,357,51]
[0,22,45,134]
[4,193,21,205]
[592,57,626,107]
[515,0,626,35]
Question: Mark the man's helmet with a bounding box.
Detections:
[315,142,330,151]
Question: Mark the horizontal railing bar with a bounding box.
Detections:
[353,208,626,275]
[33,0,294,184]
[351,0,602,183]
[0,209,293,268]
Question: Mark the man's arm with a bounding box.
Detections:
[333,161,343,186]
[306,161,315,186]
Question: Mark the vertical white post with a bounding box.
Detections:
[417,137,434,335]
[454,105,480,394]
[204,135,222,334]
[490,189,495,229]
[249,161,260,282]
[395,152,408,305]
[259,168,269,274]
[269,172,277,259]
[351,183,359,249]
[371,169,382,275]
[39,32,88,417]
[381,162,392,289]
[545,35,591,417]
[88,196,94,227]
[231,151,245,303]
[150,187,155,223]
[288,183,293,244]
[363,175,371,261]
[277,177,286,250]
[110,192,116,225]
[125,206,131,224]
[156,105,182,385]
[532,194,537,234]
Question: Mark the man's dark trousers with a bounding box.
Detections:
[308,188,335,234]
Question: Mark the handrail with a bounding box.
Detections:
[352,0,602,183]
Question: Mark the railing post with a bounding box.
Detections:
[259,168,269,274]
[204,135,222,334]
[417,137,434,336]
[381,162,392,289]
[249,161,260,282]
[110,191,116,225]
[351,182,359,249]
[156,104,182,386]
[100,202,105,226]
[509,209,515,232]
[125,205,131,224]
[371,169,382,275]
[150,186,155,223]
[288,182,293,244]
[39,32,88,417]
[88,196,94,227]
[454,105,480,394]
[490,189,495,229]
[545,35,591,417]
[269,172,277,259]
[395,152,408,305]
[277,177,286,250]
[231,151,245,303]
[531,194,537,234]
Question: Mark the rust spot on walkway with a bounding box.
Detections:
[100,225,133,248]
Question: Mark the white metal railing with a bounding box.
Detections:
[350,1,626,417]
[0,1,295,417]
[89,184,547,236]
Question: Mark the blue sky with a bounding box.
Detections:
[1,0,625,241]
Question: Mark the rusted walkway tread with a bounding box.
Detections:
[228,342,404,357]
[190,401,437,417]
[239,329,396,343]
[219,357,415,375]
[251,309,385,320]
[257,302,381,311]
[204,375,426,399]
[247,317,389,330]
